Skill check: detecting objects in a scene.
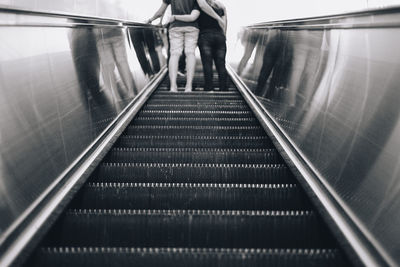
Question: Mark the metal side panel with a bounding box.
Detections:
[0,67,167,267]
[227,65,390,267]
[0,9,168,266]
[227,7,400,266]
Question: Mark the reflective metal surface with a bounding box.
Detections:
[0,0,147,21]
[0,11,166,244]
[229,8,400,265]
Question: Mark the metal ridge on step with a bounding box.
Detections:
[133,117,256,121]
[66,209,314,216]
[110,147,275,152]
[86,183,298,189]
[120,135,267,140]
[101,163,285,168]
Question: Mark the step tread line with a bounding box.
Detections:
[39,247,340,255]
[86,183,297,189]
[120,135,268,140]
[128,125,262,130]
[66,209,314,216]
[140,110,252,114]
[133,117,257,121]
[101,163,286,168]
[144,104,248,107]
[110,148,276,153]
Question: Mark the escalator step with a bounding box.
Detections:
[161,81,236,87]
[32,247,346,267]
[95,163,292,184]
[137,110,253,119]
[124,125,266,137]
[157,88,237,92]
[104,147,281,163]
[152,91,240,96]
[142,104,251,111]
[162,77,223,83]
[69,183,311,210]
[116,135,273,148]
[149,95,243,101]
[146,99,246,105]
[43,210,335,248]
[131,117,260,127]
[160,81,234,88]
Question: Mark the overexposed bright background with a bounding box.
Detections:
[128,0,400,53]
[2,0,400,24]
[1,0,400,59]
[129,0,400,51]
[133,0,400,26]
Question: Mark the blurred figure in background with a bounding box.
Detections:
[237,28,262,76]
[255,29,285,98]
[98,27,138,100]
[68,24,104,107]
[129,28,161,77]
[96,0,138,100]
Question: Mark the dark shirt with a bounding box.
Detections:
[198,4,224,33]
[163,0,200,29]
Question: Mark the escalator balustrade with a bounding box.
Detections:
[26,74,349,266]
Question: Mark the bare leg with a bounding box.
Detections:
[237,41,257,75]
[169,53,179,92]
[185,52,196,92]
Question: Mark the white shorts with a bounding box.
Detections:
[169,26,199,56]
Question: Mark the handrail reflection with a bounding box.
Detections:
[0,5,163,28]
[248,5,400,28]
[230,7,400,266]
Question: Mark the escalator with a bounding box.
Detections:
[25,73,350,266]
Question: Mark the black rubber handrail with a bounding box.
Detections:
[0,5,162,28]
[247,5,400,29]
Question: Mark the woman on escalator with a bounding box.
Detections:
[170,0,228,91]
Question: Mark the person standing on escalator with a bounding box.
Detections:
[170,0,227,91]
[148,0,226,92]
[147,0,201,92]
[198,0,227,91]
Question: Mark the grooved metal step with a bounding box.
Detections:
[124,125,266,137]
[153,90,240,95]
[157,88,237,92]
[137,110,254,119]
[149,95,243,101]
[131,117,260,127]
[104,147,281,163]
[43,209,335,248]
[146,99,247,105]
[69,183,311,210]
[31,247,346,267]
[116,135,273,148]
[94,163,293,184]
[142,103,250,111]
[159,80,235,88]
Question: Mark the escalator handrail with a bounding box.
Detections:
[247,5,400,29]
[0,5,162,28]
